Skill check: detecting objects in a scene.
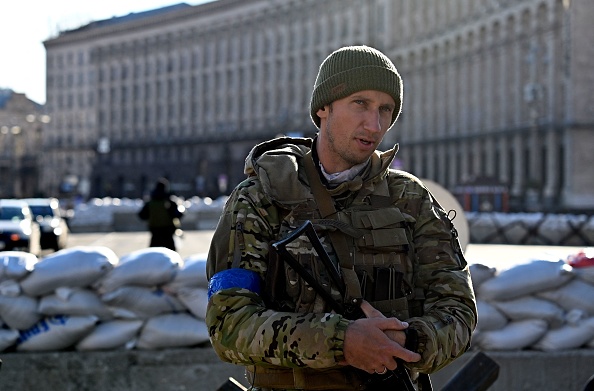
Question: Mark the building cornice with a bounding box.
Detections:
[43,0,252,48]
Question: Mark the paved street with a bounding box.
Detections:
[65,230,586,269]
[65,230,214,260]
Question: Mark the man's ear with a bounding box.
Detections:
[316,106,328,119]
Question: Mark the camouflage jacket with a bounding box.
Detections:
[206,137,477,379]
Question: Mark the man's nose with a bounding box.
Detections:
[364,110,382,133]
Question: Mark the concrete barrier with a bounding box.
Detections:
[432,349,594,391]
[1,347,593,390]
[0,346,246,391]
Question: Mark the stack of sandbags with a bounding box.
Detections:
[0,247,211,353]
[0,251,40,350]
[92,248,208,350]
[471,252,594,351]
[162,252,209,320]
[0,247,117,352]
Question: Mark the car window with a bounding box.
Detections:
[0,207,26,221]
[29,205,54,218]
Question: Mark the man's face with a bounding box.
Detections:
[316,90,396,174]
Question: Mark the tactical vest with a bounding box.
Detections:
[264,171,426,322]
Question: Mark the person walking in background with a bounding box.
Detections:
[206,45,476,390]
[138,178,184,251]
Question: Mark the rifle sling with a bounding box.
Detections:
[303,151,362,304]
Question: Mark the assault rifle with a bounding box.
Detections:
[272,220,416,391]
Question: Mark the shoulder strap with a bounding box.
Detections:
[303,150,362,304]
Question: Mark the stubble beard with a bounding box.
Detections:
[324,110,367,170]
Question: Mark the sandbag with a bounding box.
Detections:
[101,286,186,319]
[0,251,38,280]
[469,263,496,289]
[478,260,574,301]
[476,299,508,331]
[20,246,118,297]
[474,319,548,350]
[0,328,19,352]
[39,288,113,321]
[16,315,98,351]
[0,279,21,297]
[565,309,588,325]
[574,267,594,284]
[0,294,42,330]
[95,248,183,293]
[537,279,594,315]
[76,319,144,351]
[176,287,208,319]
[136,313,209,349]
[163,253,208,293]
[533,317,594,351]
[492,296,565,328]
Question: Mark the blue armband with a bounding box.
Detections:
[207,268,261,300]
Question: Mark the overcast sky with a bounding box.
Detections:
[0,1,209,104]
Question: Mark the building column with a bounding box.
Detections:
[459,141,469,183]
[484,136,495,178]
[498,135,509,186]
[447,142,457,188]
[542,127,558,208]
[511,133,524,198]
[425,144,435,180]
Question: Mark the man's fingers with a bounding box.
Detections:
[360,301,407,329]
[359,300,385,318]
[355,301,421,363]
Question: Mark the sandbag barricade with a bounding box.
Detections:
[3,245,594,353]
[472,248,594,351]
[0,247,210,352]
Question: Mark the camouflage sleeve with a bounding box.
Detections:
[206,179,351,369]
[406,186,478,374]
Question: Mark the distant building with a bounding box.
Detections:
[0,89,49,198]
[42,0,594,212]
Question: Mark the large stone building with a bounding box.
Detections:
[42,0,594,212]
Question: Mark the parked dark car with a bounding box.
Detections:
[23,198,69,251]
[0,199,41,255]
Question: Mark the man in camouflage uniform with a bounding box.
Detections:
[206,45,477,390]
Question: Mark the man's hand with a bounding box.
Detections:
[360,300,407,347]
[340,300,421,374]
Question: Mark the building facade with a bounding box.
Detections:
[0,89,49,198]
[42,0,594,212]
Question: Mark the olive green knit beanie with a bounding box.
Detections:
[310,45,403,128]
